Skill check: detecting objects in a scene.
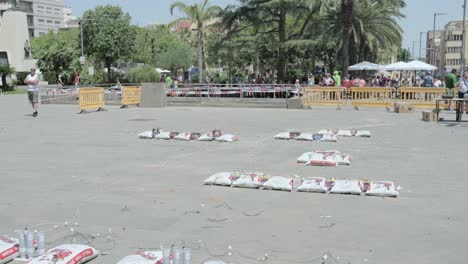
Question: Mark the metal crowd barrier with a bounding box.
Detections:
[399,88,447,109]
[78,88,105,113]
[350,87,395,110]
[121,86,141,108]
[302,87,345,109]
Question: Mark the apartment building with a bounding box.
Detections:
[0,0,65,38]
[427,21,468,73]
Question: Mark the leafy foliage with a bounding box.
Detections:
[126,66,161,83]
[0,64,15,91]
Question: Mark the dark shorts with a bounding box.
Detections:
[28,91,38,103]
[459,91,467,99]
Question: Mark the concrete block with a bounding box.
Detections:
[422,110,437,122]
[140,83,166,108]
[394,102,415,113]
[287,96,303,109]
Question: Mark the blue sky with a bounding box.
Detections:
[65,0,466,57]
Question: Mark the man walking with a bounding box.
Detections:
[445,69,457,110]
[24,67,39,117]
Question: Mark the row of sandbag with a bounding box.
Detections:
[0,241,99,264]
[204,172,399,197]
[297,150,352,166]
[274,129,371,142]
[138,129,238,142]
[0,240,213,264]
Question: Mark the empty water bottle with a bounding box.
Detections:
[36,231,45,255]
[183,247,191,264]
[173,247,182,264]
[25,231,34,259]
[15,230,26,259]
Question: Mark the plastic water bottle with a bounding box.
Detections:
[36,231,45,255]
[183,247,191,264]
[25,231,34,259]
[162,246,171,264]
[173,247,181,264]
[15,230,26,259]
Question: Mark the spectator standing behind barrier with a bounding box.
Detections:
[323,73,334,86]
[24,67,39,117]
[445,69,457,110]
[333,71,341,87]
[459,71,468,113]
[423,72,433,87]
[166,75,173,88]
[433,77,442,87]
[73,71,80,87]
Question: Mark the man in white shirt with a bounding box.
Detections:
[24,67,39,117]
[459,71,468,113]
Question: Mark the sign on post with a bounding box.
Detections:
[88,66,94,76]
[80,56,85,65]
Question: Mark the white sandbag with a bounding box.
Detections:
[320,134,338,142]
[138,131,154,139]
[216,134,239,142]
[317,129,335,135]
[232,173,269,188]
[29,244,99,264]
[366,181,399,197]
[117,251,163,264]
[262,176,293,191]
[297,152,314,163]
[174,133,191,141]
[336,130,353,137]
[306,154,338,167]
[355,130,371,137]
[297,177,328,193]
[0,235,19,264]
[204,172,232,185]
[198,134,215,141]
[335,153,352,166]
[329,180,362,195]
[154,132,171,140]
[295,133,314,141]
[274,132,291,140]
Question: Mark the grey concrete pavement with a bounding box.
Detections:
[1,94,468,264]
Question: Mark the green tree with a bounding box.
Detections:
[158,42,193,72]
[30,29,80,83]
[126,66,160,83]
[398,48,411,62]
[0,64,15,91]
[170,0,222,82]
[82,5,137,82]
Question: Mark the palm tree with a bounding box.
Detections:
[0,64,15,92]
[170,0,221,83]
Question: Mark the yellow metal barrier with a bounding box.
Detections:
[302,87,345,109]
[121,86,141,108]
[399,88,446,109]
[78,87,105,113]
[350,87,395,110]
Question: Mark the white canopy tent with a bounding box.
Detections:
[348,61,383,71]
[403,60,438,71]
[384,61,409,71]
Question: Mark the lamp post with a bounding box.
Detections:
[420,31,427,60]
[432,12,448,66]
[461,0,467,73]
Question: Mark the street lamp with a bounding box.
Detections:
[420,31,427,60]
[432,12,448,66]
[461,0,467,73]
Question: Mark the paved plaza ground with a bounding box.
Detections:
[1,94,468,264]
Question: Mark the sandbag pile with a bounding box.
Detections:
[274,131,338,142]
[204,173,399,197]
[297,151,352,166]
[138,129,238,142]
[317,129,372,138]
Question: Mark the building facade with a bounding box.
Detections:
[427,21,468,73]
[0,0,65,38]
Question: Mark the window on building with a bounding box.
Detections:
[47,20,53,23]
[38,19,45,22]
[46,7,52,10]
[54,21,60,24]
[46,11,52,14]
[37,5,44,9]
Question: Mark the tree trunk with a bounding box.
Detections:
[107,63,112,83]
[341,0,354,78]
[277,10,287,83]
[1,74,7,91]
[198,24,203,83]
